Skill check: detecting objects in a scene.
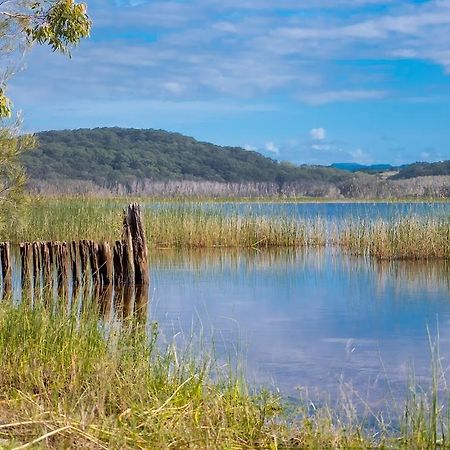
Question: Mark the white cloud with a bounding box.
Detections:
[265,141,280,155]
[10,0,450,126]
[310,127,327,140]
[244,144,257,151]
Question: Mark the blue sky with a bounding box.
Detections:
[7,0,450,165]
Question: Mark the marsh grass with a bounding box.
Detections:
[0,299,375,449]
[338,217,450,260]
[1,299,450,448]
[1,197,327,249]
[4,196,450,258]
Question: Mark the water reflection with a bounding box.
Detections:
[149,248,450,407]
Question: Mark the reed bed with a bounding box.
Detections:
[338,217,450,260]
[0,197,327,249]
[3,197,450,258]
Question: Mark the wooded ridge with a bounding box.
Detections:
[20,127,450,198]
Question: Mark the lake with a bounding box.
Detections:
[147,202,450,409]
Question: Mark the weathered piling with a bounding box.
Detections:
[55,242,70,299]
[0,242,12,296]
[89,240,101,285]
[0,203,149,318]
[122,212,136,286]
[20,242,33,287]
[126,203,149,285]
[32,241,42,292]
[79,240,90,284]
[113,240,124,286]
[41,241,53,290]
[98,241,113,285]
[70,241,81,286]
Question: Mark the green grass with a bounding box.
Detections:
[1,300,450,448]
[0,299,366,449]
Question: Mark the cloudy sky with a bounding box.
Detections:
[8,0,450,165]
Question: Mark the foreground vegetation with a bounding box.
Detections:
[1,299,450,449]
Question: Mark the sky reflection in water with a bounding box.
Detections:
[149,248,450,407]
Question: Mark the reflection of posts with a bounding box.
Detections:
[123,284,135,319]
[135,283,149,323]
[99,285,113,319]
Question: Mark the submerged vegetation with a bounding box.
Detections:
[0,300,449,449]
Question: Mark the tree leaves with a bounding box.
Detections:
[27,0,91,54]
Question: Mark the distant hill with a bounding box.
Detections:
[392,161,450,179]
[22,127,354,187]
[21,127,450,198]
[331,163,394,173]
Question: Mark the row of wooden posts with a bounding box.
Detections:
[0,203,149,299]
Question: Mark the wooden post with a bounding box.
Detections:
[79,240,90,284]
[125,203,149,285]
[0,242,12,297]
[98,241,113,285]
[113,240,124,286]
[20,242,33,287]
[122,210,135,286]
[32,241,42,293]
[89,240,101,284]
[56,242,69,298]
[70,241,81,286]
[41,242,53,292]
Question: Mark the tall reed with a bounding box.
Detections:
[338,217,450,260]
[0,197,326,249]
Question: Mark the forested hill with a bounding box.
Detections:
[392,161,450,179]
[22,127,353,187]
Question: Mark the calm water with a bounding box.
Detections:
[149,247,450,407]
